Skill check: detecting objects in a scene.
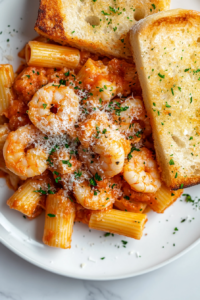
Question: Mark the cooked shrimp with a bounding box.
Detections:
[28,83,79,135]
[77,112,125,177]
[48,147,81,175]
[85,79,117,108]
[73,171,115,210]
[123,147,161,193]
[13,67,48,103]
[110,96,151,141]
[3,125,48,179]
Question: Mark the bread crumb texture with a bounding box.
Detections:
[130,9,200,189]
[35,0,170,60]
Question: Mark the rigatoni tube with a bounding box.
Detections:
[7,179,45,216]
[89,209,147,240]
[0,64,14,115]
[148,184,183,213]
[114,198,147,213]
[43,190,75,249]
[25,41,80,69]
[0,124,10,149]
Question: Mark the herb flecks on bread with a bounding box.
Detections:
[35,0,170,60]
[130,9,200,189]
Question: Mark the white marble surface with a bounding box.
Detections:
[0,242,200,300]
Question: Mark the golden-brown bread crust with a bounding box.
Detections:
[130,9,200,190]
[143,10,200,32]
[35,0,66,41]
[35,0,171,60]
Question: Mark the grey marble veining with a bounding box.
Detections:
[84,282,121,300]
[0,291,22,300]
[1,243,200,300]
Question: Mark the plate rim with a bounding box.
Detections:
[1,231,200,280]
[1,0,200,282]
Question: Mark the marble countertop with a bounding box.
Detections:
[0,242,200,300]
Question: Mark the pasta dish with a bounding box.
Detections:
[0,38,182,249]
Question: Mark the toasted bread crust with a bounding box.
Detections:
[130,9,200,190]
[141,10,200,34]
[35,0,171,60]
[35,0,66,41]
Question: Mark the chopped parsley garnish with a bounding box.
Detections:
[55,176,61,183]
[59,79,66,85]
[121,240,128,247]
[34,187,47,195]
[165,102,171,108]
[65,71,70,76]
[174,227,178,231]
[128,146,140,161]
[190,97,193,103]
[89,178,97,186]
[100,257,105,260]
[102,129,107,134]
[183,194,194,203]
[47,214,56,217]
[158,73,165,78]
[135,130,143,138]
[169,159,175,165]
[49,145,59,155]
[124,195,130,200]
[62,160,72,167]
[74,170,82,179]
[151,3,156,9]
[42,103,47,109]
[101,10,110,15]
[104,232,111,237]
[175,172,178,178]
[26,75,30,78]
[94,172,102,181]
[109,6,117,13]
[171,88,174,95]
[114,105,129,116]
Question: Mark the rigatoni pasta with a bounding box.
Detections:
[0,64,14,115]
[43,190,75,249]
[89,209,147,240]
[7,179,45,216]
[0,124,10,149]
[148,184,183,213]
[114,198,147,213]
[25,41,80,69]
[2,39,184,250]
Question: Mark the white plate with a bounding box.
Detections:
[0,0,200,281]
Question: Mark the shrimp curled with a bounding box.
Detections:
[123,147,161,193]
[73,171,114,210]
[78,113,125,178]
[3,125,48,179]
[28,83,79,135]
